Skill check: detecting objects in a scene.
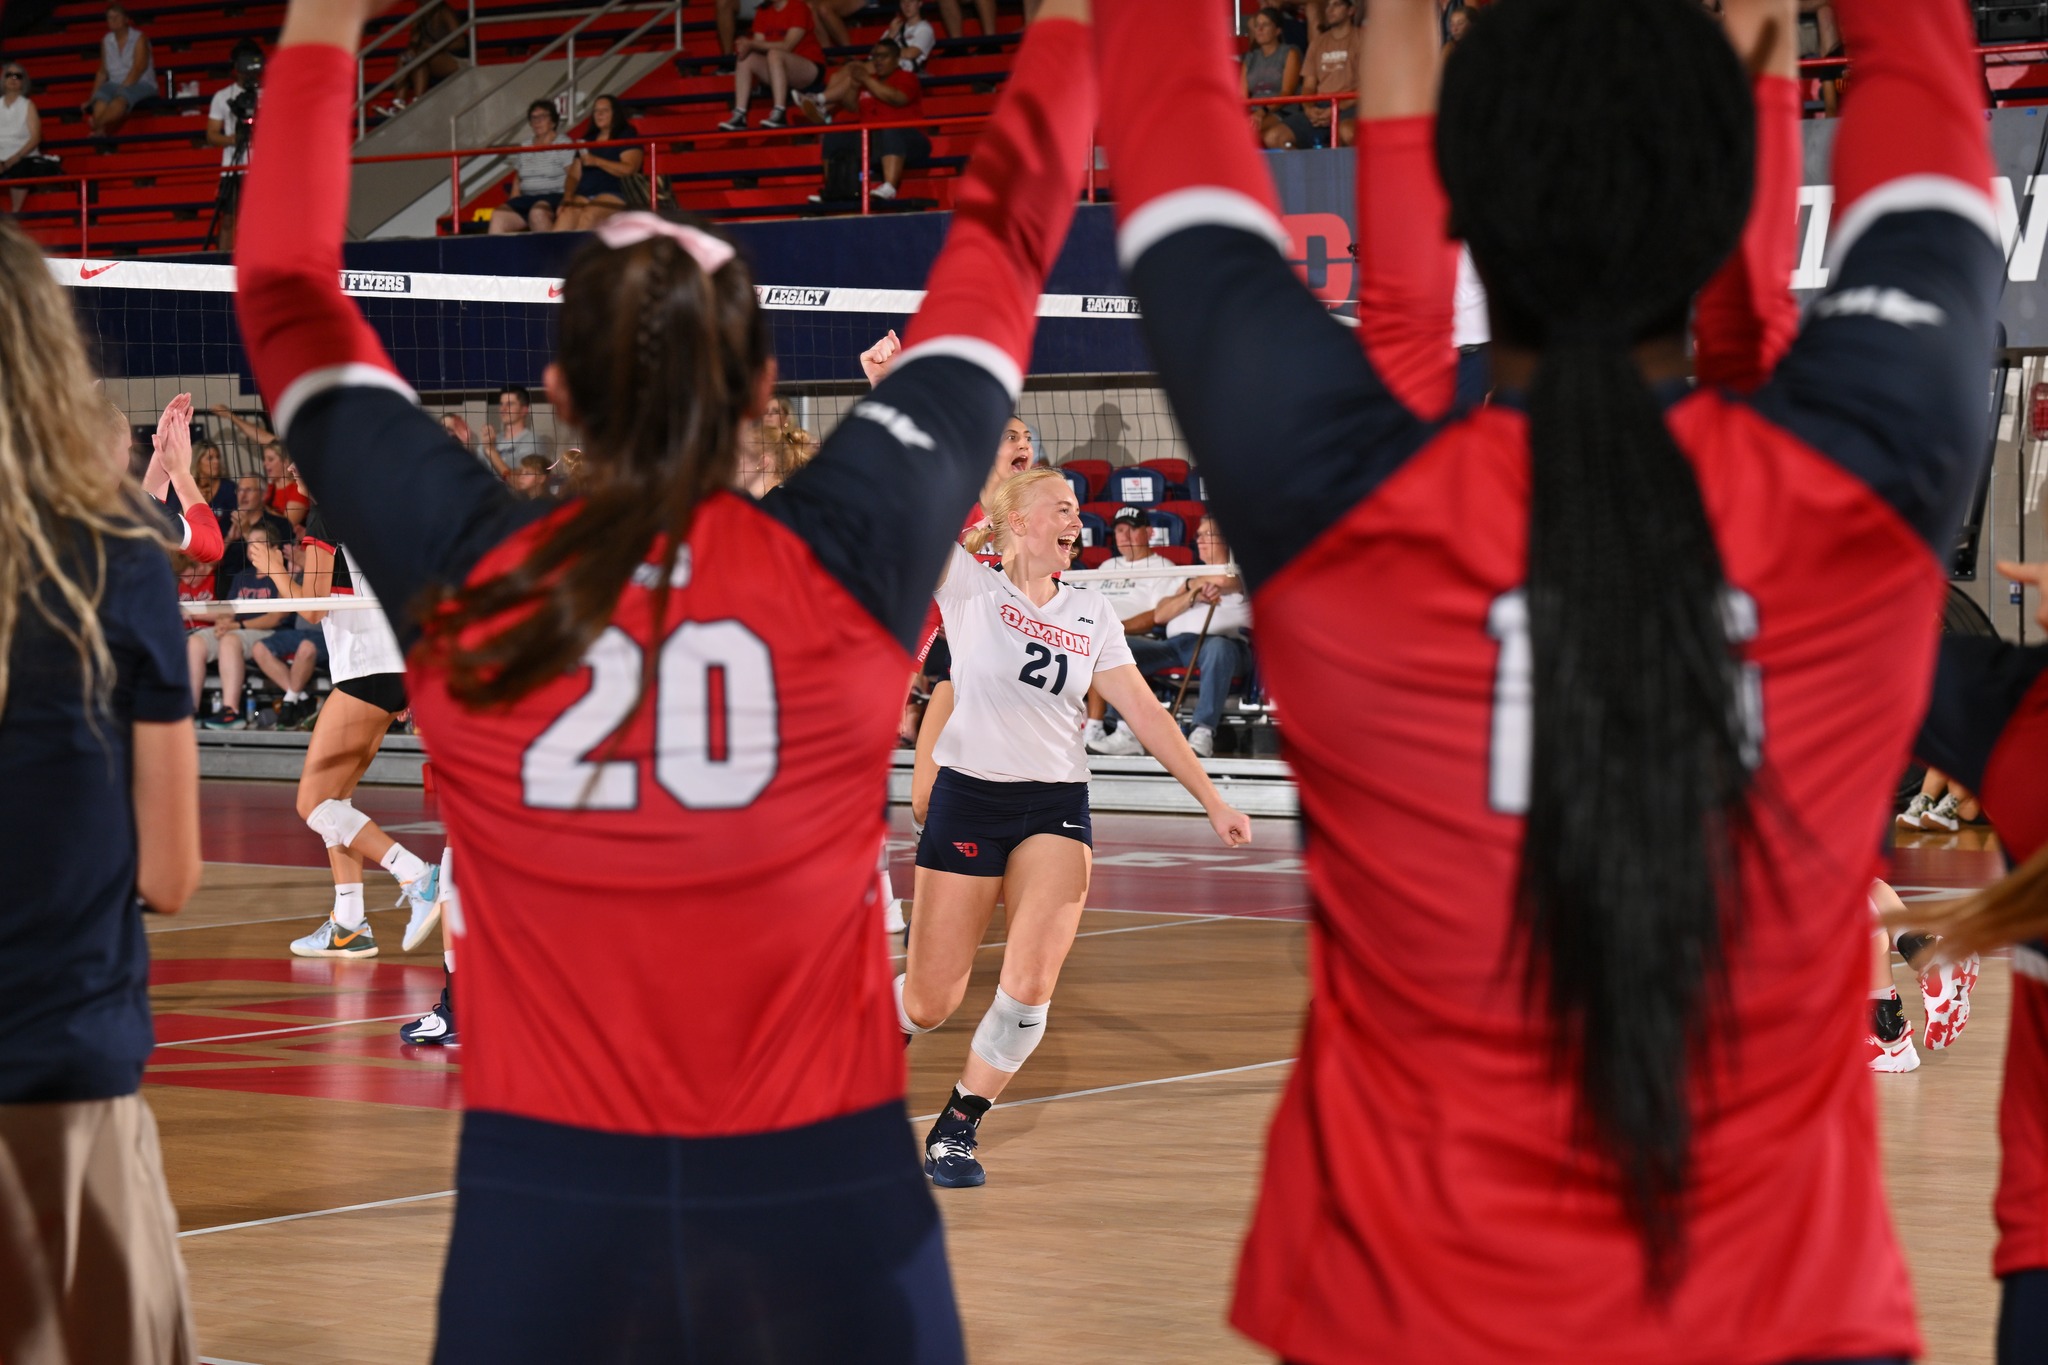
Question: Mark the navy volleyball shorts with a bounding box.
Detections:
[434,1102,964,1365]
[916,768,1092,877]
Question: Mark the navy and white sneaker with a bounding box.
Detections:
[923,1087,991,1188]
[399,988,458,1046]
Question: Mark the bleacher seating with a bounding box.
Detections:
[1055,465,1090,507]
[1137,456,1190,497]
[1104,464,1167,507]
[1076,507,1108,550]
[5,0,1029,255]
[1058,458,1111,501]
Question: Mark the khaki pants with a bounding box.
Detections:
[0,1094,196,1365]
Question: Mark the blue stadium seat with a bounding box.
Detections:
[1146,510,1187,547]
[1078,510,1110,549]
[1057,467,1091,506]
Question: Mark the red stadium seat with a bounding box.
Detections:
[1060,459,1112,500]
[1139,457,1192,496]
[1154,500,1207,545]
[1155,545,1195,566]
[1080,500,1126,527]
[1079,545,1113,568]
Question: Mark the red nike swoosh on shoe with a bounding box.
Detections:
[80,263,118,280]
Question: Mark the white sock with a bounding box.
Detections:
[444,948,456,972]
[1084,718,1106,742]
[285,690,304,702]
[333,883,367,930]
[380,843,428,886]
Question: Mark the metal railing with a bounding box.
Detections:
[440,0,686,153]
[355,0,477,139]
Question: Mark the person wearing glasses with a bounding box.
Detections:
[0,65,56,214]
[811,38,926,203]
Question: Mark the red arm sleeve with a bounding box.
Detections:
[896,18,1096,396]
[1355,115,1459,420]
[180,503,223,565]
[1092,0,1289,269]
[233,43,410,434]
[1828,0,1995,256]
[1693,74,1802,393]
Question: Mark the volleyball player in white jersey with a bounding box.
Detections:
[898,467,1253,1187]
[270,510,443,958]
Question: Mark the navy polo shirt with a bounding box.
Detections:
[0,534,191,1103]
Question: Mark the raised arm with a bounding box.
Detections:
[1352,0,1459,421]
[1092,0,1429,591]
[1752,0,2003,549]
[236,0,532,650]
[1692,0,1802,392]
[765,2,1097,653]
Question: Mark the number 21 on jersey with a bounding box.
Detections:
[1485,587,1763,815]
[523,620,780,811]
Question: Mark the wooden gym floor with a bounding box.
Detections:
[155,780,2007,1364]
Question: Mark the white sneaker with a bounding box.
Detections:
[1187,725,1215,758]
[1921,953,1981,1050]
[1083,720,1107,747]
[1896,794,1931,828]
[872,182,898,200]
[1869,993,1919,1072]
[398,865,443,952]
[1923,794,1962,832]
[796,91,830,123]
[290,918,378,959]
[884,898,908,934]
[1087,726,1146,756]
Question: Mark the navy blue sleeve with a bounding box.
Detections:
[1752,210,2006,550]
[1124,226,1439,592]
[1915,635,2048,793]
[763,354,1007,654]
[284,386,554,651]
[106,538,193,724]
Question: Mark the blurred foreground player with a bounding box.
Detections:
[0,220,202,1365]
[1093,0,2000,1358]
[235,2,1098,1360]
[1897,562,2048,1364]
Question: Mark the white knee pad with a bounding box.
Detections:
[306,798,370,850]
[895,974,940,1036]
[969,987,1048,1074]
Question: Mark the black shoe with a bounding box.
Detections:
[399,987,458,1045]
[923,1086,990,1188]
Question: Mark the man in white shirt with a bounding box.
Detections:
[1083,507,1181,751]
[1090,516,1251,759]
[203,41,262,248]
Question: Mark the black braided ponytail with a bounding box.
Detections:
[1436,0,1757,1284]
[423,217,772,707]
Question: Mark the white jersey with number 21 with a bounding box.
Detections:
[932,543,1134,785]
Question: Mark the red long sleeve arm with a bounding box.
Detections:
[1092,0,1288,270]
[1827,0,1996,261]
[1693,74,1802,393]
[179,503,223,565]
[1354,115,1460,420]
[233,43,409,435]
[896,17,1096,395]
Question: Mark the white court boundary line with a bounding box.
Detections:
[148,911,337,933]
[172,1057,1297,1239]
[159,1013,421,1049]
[887,909,1288,962]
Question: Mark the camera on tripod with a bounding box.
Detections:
[226,41,263,142]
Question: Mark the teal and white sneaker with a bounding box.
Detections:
[398,865,442,953]
[290,918,379,959]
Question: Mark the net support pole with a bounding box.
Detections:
[449,154,462,233]
[861,126,871,215]
[1086,127,1096,204]
[78,178,87,256]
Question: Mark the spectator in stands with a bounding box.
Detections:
[882,0,939,69]
[812,37,928,202]
[216,474,292,585]
[84,5,155,139]
[191,440,236,516]
[808,0,870,50]
[209,402,280,459]
[395,0,464,110]
[1092,517,1251,760]
[1291,0,1362,149]
[1799,0,1843,117]
[937,0,998,40]
[507,454,551,498]
[489,101,573,234]
[483,384,548,473]
[553,95,643,232]
[260,444,310,529]
[1083,507,1183,752]
[715,0,762,57]
[720,0,828,131]
[1446,5,1474,45]
[248,627,325,729]
[188,523,288,728]
[203,40,264,251]
[1244,9,1304,150]
[440,411,509,479]
[0,64,56,216]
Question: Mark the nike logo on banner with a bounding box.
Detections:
[547,284,565,298]
[1062,821,1083,829]
[80,263,118,280]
